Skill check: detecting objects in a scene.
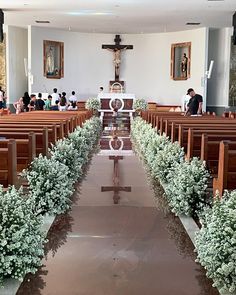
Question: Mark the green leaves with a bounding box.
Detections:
[0,186,45,285]
[133,98,148,111]
[195,192,236,293]
[85,98,101,111]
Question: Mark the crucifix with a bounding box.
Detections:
[101,156,131,204]
[102,35,133,81]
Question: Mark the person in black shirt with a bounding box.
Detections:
[185,88,203,115]
[35,93,45,110]
[22,92,30,112]
[28,94,36,111]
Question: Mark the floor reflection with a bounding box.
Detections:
[101,156,131,204]
[16,127,219,294]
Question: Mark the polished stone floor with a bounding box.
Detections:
[17,140,219,294]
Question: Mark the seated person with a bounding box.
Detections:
[50,100,59,111]
[35,93,45,110]
[13,97,24,114]
[44,95,52,110]
[67,101,78,111]
[68,91,77,103]
[58,93,67,111]
[28,94,37,111]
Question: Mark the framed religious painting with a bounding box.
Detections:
[170,42,191,80]
[43,40,64,79]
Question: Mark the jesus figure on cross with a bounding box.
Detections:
[106,47,127,79]
[102,35,133,80]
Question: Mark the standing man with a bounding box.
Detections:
[185,88,203,115]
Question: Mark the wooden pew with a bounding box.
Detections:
[0,121,64,140]
[213,141,236,196]
[178,122,236,148]
[0,139,17,187]
[0,132,36,172]
[200,134,236,175]
[186,128,236,160]
[0,128,48,156]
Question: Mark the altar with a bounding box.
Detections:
[98,93,135,120]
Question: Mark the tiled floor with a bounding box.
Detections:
[17,137,219,295]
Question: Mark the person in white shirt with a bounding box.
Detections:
[68,91,77,103]
[67,101,78,111]
[182,93,191,112]
[51,88,60,106]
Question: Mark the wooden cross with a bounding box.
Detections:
[102,35,133,81]
[101,155,131,204]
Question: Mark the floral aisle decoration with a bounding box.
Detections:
[23,154,74,215]
[165,157,210,216]
[68,117,102,167]
[150,142,184,183]
[50,138,83,181]
[131,117,209,216]
[195,191,236,293]
[85,97,101,113]
[0,186,46,285]
[23,116,102,216]
[133,98,148,113]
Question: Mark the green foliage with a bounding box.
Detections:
[23,154,74,215]
[195,191,236,293]
[85,97,101,111]
[0,186,46,285]
[166,158,210,216]
[133,98,148,111]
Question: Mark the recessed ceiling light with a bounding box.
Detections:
[186,22,201,25]
[68,11,113,16]
[35,20,50,23]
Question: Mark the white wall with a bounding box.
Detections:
[6,26,28,104]
[207,28,232,108]
[30,26,208,106]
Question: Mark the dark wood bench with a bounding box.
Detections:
[200,134,236,175]
[186,128,236,160]
[0,139,17,187]
[213,141,236,196]
[0,133,36,172]
[0,128,48,156]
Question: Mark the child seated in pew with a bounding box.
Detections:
[67,101,78,111]
[28,94,37,112]
[13,97,24,114]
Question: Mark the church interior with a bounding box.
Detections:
[1,1,236,294]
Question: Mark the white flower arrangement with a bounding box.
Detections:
[195,191,236,293]
[50,138,83,181]
[85,97,101,111]
[165,157,210,216]
[150,142,184,182]
[68,117,102,167]
[133,98,148,111]
[0,185,46,285]
[23,154,74,215]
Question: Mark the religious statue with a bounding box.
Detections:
[181,53,188,78]
[107,47,127,80]
[46,46,55,75]
[102,35,133,81]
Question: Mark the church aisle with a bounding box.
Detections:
[17,154,219,295]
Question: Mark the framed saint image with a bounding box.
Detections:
[170,42,191,80]
[43,40,64,79]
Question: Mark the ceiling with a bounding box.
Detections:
[1,0,236,34]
